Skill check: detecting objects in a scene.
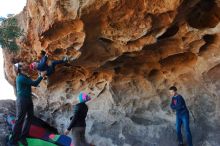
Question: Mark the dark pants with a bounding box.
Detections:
[176,112,193,146]
[71,127,89,146]
[46,60,65,76]
[10,100,34,144]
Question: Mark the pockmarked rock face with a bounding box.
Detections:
[0,100,15,146]
[2,0,220,145]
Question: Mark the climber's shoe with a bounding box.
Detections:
[40,50,46,57]
[178,143,184,146]
[69,57,75,62]
[20,138,28,146]
[63,56,69,63]
[68,52,81,62]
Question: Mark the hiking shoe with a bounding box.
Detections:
[20,138,28,146]
[7,141,18,146]
[7,135,18,146]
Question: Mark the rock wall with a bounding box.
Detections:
[0,100,15,146]
[2,0,220,145]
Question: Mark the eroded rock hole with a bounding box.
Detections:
[157,25,179,40]
[99,37,113,44]
[187,0,220,29]
[53,48,64,55]
[203,34,215,43]
[199,34,216,54]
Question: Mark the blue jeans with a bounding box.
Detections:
[46,60,65,76]
[176,112,193,146]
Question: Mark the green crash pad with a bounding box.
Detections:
[18,138,58,146]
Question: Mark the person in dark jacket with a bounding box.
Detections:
[169,86,193,146]
[29,50,68,76]
[64,102,89,146]
[8,62,46,146]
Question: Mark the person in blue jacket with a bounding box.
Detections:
[8,62,46,146]
[169,86,193,146]
[29,50,68,76]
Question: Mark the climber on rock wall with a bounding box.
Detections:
[8,62,46,146]
[64,92,93,146]
[169,86,193,146]
[29,50,68,77]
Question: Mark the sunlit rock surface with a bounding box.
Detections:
[2,0,220,145]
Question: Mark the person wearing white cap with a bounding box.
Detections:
[8,62,46,146]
